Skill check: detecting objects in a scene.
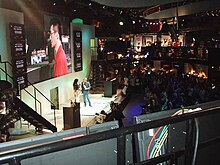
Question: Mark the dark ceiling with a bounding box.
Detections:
[0,0,220,38]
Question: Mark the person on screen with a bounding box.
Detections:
[49,19,68,77]
[81,78,92,107]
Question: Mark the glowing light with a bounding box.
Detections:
[72,18,83,24]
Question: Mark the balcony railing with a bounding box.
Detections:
[0,100,220,165]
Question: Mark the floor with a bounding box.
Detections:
[10,93,117,138]
[9,92,145,140]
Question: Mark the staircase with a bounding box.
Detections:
[90,60,106,93]
[13,97,57,133]
[0,59,58,138]
[0,79,57,140]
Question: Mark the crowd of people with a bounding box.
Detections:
[73,62,220,127]
[104,61,220,115]
[127,66,220,114]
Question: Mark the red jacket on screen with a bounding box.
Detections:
[54,45,68,77]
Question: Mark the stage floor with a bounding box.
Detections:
[44,93,116,132]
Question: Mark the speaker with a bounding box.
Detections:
[63,103,81,130]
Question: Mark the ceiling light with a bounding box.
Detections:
[53,3,56,6]
[89,3,92,6]
[119,21,124,26]
[132,20,135,24]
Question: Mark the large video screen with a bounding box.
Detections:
[24,16,72,84]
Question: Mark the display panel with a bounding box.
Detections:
[10,41,26,57]
[73,30,83,72]
[15,74,28,89]
[9,23,28,89]
[9,23,25,40]
[13,58,27,73]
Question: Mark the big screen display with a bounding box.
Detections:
[25,17,72,84]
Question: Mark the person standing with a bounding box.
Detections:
[81,78,92,107]
[49,19,68,77]
[73,78,80,103]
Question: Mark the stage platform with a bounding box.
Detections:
[39,93,116,132]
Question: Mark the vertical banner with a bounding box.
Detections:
[73,31,83,72]
[9,23,28,89]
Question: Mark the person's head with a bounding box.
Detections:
[49,18,62,49]
[83,78,87,83]
[73,78,78,85]
[101,110,106,115]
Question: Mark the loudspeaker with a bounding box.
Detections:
[63,103,81,130]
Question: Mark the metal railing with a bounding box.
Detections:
[0,59,57,127]
[0,101,220,165]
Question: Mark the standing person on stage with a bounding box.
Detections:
[73,78,80,103]
[81,78,92,107]
[49,19,68,77]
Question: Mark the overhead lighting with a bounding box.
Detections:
[53,2,56,6]
[132,20,135,24]
[119,21,124,26]
[89,3,92,6]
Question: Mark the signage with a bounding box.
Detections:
[9,22,28,89]
[73,31,82,72]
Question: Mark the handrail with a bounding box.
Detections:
[0,67,43,117]
[0,60,56,126]
[0,100,220,165]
